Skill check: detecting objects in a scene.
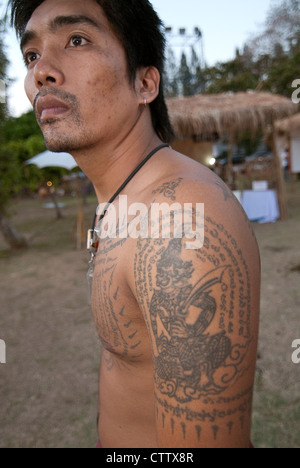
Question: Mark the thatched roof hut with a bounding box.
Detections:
[167,91,297,140]
[274,113,300,135]
[166,92,299,220]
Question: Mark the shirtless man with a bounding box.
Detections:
[10,0,260,448]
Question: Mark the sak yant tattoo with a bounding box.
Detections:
[134,205,252,405]
[152,177,183,200]
[91,234,144,366]
[135,236,251,404]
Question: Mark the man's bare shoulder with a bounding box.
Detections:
[146,154,256,244]
[147,149,233,201]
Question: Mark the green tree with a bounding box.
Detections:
[0,15,27,249]
[204,49,260,94]
[178,52,194,96]
[164,48,179,98]
[2,111,42,145]
[244,0,300,96]
[190,47,206,94]
[177,49,207,96]
[0,18,8,126]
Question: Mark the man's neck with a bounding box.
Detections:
[69,123,162,203]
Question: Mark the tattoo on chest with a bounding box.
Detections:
[91,237,144,367]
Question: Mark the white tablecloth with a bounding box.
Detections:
[241,190,280,223]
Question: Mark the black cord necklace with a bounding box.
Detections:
[87,143,169,261]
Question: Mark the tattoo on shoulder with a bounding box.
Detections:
[214,180,236,203]
[152,178,183,200]
[214,180,257,240]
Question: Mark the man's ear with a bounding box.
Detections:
[136,66,160,105]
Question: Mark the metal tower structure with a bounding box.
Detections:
[164,26,205,69]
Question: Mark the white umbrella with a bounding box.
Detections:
[27,150,77,170]
[26,150,85,248]
[26,150,77,220]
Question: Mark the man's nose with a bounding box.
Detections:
[33,54,65,89]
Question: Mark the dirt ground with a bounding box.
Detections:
[0,182,299,448]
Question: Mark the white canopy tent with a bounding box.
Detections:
[27,150,86,249]
[27,150,78,170]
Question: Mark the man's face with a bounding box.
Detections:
[22,0,139,153]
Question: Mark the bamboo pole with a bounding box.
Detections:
[270,126,288,220]
[226,135,235,187]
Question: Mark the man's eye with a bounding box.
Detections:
[69,36,89,47]
[24,52,40,65]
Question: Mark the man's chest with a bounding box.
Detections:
[90,243,148,360]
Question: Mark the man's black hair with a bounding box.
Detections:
[9,0,174,142]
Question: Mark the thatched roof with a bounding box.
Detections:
[274,113,300,135]
[166,92,298,140]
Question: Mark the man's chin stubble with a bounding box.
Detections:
[40,120,96,154]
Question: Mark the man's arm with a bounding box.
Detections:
[133,180,260,448]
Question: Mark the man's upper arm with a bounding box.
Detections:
[133,189,260,448]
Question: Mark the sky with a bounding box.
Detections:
[1,0,275,116]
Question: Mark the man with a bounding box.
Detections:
[10,0,260,448]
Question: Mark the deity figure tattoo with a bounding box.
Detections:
[149,238,250,403]
[135,212,252,405]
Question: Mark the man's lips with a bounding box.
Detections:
[36,95,71,121]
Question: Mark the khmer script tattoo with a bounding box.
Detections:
[91,234,144,366]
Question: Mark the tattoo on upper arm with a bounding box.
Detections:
[135,234,252,405]
[134,206,255,440]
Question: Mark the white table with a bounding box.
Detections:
[241,190,280,223]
